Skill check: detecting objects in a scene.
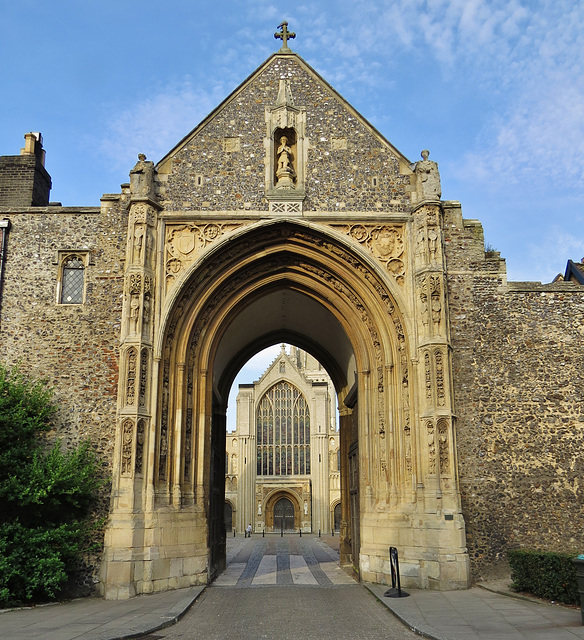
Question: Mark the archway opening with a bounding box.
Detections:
[225,343,341,538]
[102,218,471,599]
[203,281,363,578]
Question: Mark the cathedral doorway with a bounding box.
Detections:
[333,503,341,532]
[224,501,233,532]
[274,497,295,531]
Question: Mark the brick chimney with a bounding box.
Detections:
[0,132,52,207]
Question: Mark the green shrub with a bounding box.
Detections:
[0,364,103,606]
[508,549,579,605]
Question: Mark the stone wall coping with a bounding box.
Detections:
[505,281,584,293]
[0,206,101,214]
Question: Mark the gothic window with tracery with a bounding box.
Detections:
[256,381,310,476]
[59,254,86,304]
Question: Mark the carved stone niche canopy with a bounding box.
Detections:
[265,79,306,212]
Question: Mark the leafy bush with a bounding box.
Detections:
[508,549,579,605]
[0,365,102,606]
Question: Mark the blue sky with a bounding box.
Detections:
[2,1,583,423]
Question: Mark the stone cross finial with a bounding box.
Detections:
[275,21,296,52]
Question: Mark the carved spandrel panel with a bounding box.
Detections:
[330,224,405,285]
[165,222,248,293]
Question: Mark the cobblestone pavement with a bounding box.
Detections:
[146,536,419,640]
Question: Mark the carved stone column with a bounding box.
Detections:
[412,201,452,507]
[101,158,162,599]
[410,187,470,588]
[338,407,352,567]
[115,192,160,511]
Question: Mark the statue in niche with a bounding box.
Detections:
[304,500,308,515]
[257,501,262,516]
[130,294,140,333]
[428,228,438,260]
[133,224,144,263]
[413,149,441,200]
[419,280,429,328]
[130,153,155,199]
[275,135,296,189]
[416,228,426,257]
[148,230,156,266]
[142,296,151,334]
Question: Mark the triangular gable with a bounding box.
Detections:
[157,51,411,174]
[255,346,308,393]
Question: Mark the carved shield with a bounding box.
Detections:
[176,227,196,255]
[371,227,403,259]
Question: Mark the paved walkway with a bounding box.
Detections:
[0,535,583,639]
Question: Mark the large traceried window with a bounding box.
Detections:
[256,381,310,476]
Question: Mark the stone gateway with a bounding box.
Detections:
[0,27,582,600]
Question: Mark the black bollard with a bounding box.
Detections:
[383,546,410,598]
[332,529,334,537]
[299,528,302,537]
[263,529,265,537]
[234,528,236,537]
[281,526,283,537]
[319,529,321,537]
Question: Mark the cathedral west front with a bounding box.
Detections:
[0,24,582,600]
[225,345,340,537]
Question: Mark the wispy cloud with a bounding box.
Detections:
[96,79,228,171]
[294,1,584,194]
[95,1,583,203]
[515,227,584,282]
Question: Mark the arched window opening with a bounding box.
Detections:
[60,255,85,304]
[256,381,310,476]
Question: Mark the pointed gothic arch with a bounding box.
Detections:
[101,216,469,598]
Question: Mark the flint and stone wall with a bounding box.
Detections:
[0,198,128,460]
[444,202,584,576]
[159,55,411,214]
